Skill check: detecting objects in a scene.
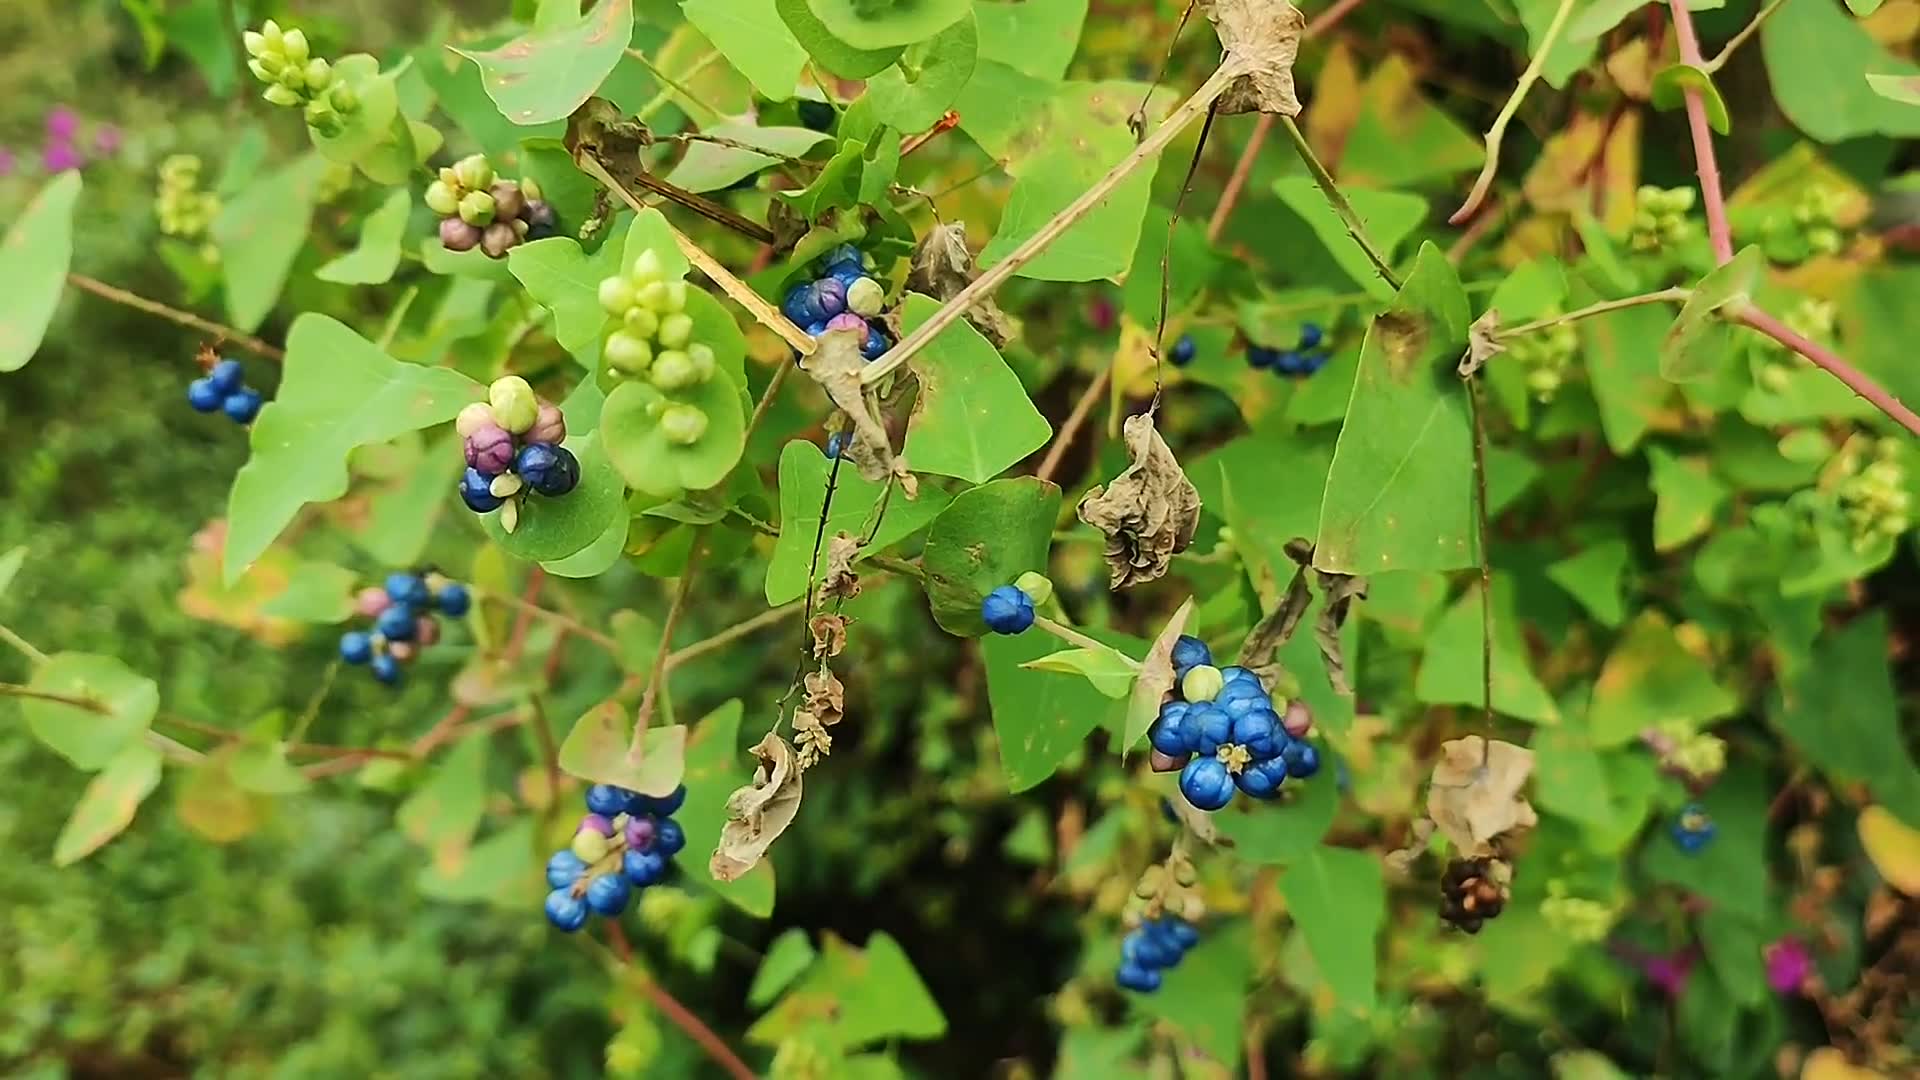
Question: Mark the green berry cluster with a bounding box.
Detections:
[1539,881,1615,944]
[1505,314,1577,402]
[1629,185,1698,253]
[424,154,557,259]
[599,250,717,445]
[155,154,220,259]
[1835,437,1911,550]
[242,21,357,135]
[1641,718,1727,784]
[1792,184,1848,257]
[1756,299,1837,391]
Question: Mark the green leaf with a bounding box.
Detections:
[224,315,483,583]
[354,432,463,568]
[984,630,1129,791]
[897,294,1050,481]
[1647,447,1727,550]
[1662,245,1763,383]
[558,702,690,797]
[765,441,951,605]
[1415,582,1561,724]
[316,188,413,285]
[1777,614,1920,824]
[868,13,976,132]
[683,0,809,99]
[1210,764,1340,861]
[1021,646,1137,698]
[979,143,1156,281]
[452,0,635,126]
[22,653,159,770]
[776,0,903,77]
[1639,762,1771,921]
[1122,598,1193,753]
[1274,177,1427,301]
[601,375,747,497]
[1545,539,1630,627]
[748,929,818,1006]
[212,154,329,333]
[973,0,1086,80]
[53,742,163,866]
[0,545,24,599]
[920,477,1060,636]
[1865,72,1920,106]
[1129,919,1253,1066]
[1568,0,1649,42]
[0,172,80,373]
[1649,63,1731,134]
[480,432,628,561]
[1697,911,1767,1006]
[1314,244,1476,575]
[808,0,969,50]
[1762,0,1920,141]
[505,212,629,369]
[663,122,831,193]
[1529,730,1646,839]
[1515,0,1597,89]
[421,237,518,281]
[396,735,490,869]
[747,931,947,1050]
[227,740,313,795]
[1587,612,1739,747]
[676,699,776,913]
[1847,0,1885,13]
[258,561,359,623]
[1206,431,1333,582]
[417,818,541,904]
[541,512,629,578]
[1579,288,1673,454]
[307,55,403,175]
[1279,846,1385,1011]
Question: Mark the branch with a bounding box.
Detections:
[664,601,803,671]
[861,59,1250,386]
[1035,365,1113,483]
[1737,307,1920,437]
[1449,0,1576,224]
[1495,287,1691,338]
[1665,0,1734,265]
[1275,116,1402,290]
[468,585,621,655]
[604,922,757,1080]
[66,273,284,361]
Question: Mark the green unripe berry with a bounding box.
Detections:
[453,154,495,192]
[425,181,461,216]
[260,19,284,46]
[685,343,716,382]
[635,280,670,310]
[1760,363,1793,392]
[656,313,694,350]
[305,101,341,136]
[458,190,496,227]
[660,404,709,445]
[520,177,544,203]
[630,248,664,286]
[1181,664,1224,703]
[488,376,540,434]
[623,306,660,339]
[649,350,696,390]
[281,28,309,64]
[263,84,302,107]
[661,280,688,313]
[278,63,306,91]
[328,82,358,112]
[438,166,460,188]
[247,58,276,84]
[1014,571,1054,606]
[304,57,332,89]
[571,829,611,863]
[243,30,268,57]
[604,332,654,374]
[598,276,636,316]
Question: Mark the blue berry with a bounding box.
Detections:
[584,871,632,915]
[623,848,668,886]
[1187,704,1231,756]
[370,653,402,685]
[1169,334,1196,366]
[434,583,471,616]
[1275,350,1306,375]
[1116,962,1162,993]
[862,325,888,361]
[1247,345,1278,369]
[376,603,416,642]
[649,784,687,816]
[1170,635,1211,673]
[825,432,844,459]
[981,585,1035,635]
[1671,804,1716,853]
[585,784,632,817]
[654,817,685,857]
[1282,741,1321,779]
[1220,666,1258,688]
[1216,681,1268,713]
[1160,917,1199,951]
[187,378,225,413]
[385,572,431,608]
[338,631,373,665]
[222,388,264,424]
[208,358,246,394]
[1179,756,1235,811]
[1122,928,1177,970]
[820,244,862,272]
[811,278,847,319]
[1148,702,1195,756]
[545,888,589,931]
[1297,322,1324,350]
[829,264,867,289]
[1231,709,1283,759]
[460,466,504,512]
[1235,756,1289,799]
[783,283,825,325]
[546,850,588,888]
[515,443,580,498]
[806,320,828,337]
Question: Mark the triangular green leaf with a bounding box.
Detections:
[0,171,80,373]
[1661,245,1763,382]
[1415,581,1561,723]
[53,741,163,866]
[683,0,809,99]
[1279,846,1385,1011]
[23,653,159,770]
[557,702,689,797]
[765,440,951,605]
[212,154,329,332]
[316,187,412,285]
[452,0,635,126]
[1587,611,1738,747]
[479,432,629,562]
[1274,177,1426,301]
[898,293,1051,482]
[920,477,1060,636]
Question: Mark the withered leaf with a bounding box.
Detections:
[1426,736,1537,858]
[1312,565,1368,697]
[821,533,863,602]
[1127,597,1195,751]
[1383,817,1437,876]
[1076,412,1201,590]
[710,732,803,882]
[793,711,832,770]
[1461,308,1503,377]
[1239,559,1312,674]
[907,224,1017,347]
[802,668,845,727]
[806,330,914,492]
[1206,0,1306,117]
[809,613,848,659]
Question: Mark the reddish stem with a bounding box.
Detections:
[1737,307,1920,436]
[1665,1,1734,264]
[604,922,756,1080]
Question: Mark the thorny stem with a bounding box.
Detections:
[862,59,1250,386]
[1031,616,1141,669]
[1737,307,1920,436]
[1275,116,1402,290]
[1704,0,1786,73]
[630,533,707,756]
[1450,0,1576,224]
[1496,287,1691,339]
[66,273,285,361]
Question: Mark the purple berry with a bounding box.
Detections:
[440,216,481,252]
[465,424,514,476]
[45,106,78,140]
[526,401,566,446]
[523,200,559,240]
[577,812,616,837]
[626,816,656,852]
[812,277,847,318]
[42,143,83,173]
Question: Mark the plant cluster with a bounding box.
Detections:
[336,572,469,687]
[456,377,578,533]
[544,783,687,932]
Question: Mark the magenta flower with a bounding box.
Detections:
[42,143,83,173]
[1642,949,1696,998]
[92,125,122,156]
[0,147,15,178]
[45,105,79,141]
[1764,937,1812,995]
[1088,296,1116,332]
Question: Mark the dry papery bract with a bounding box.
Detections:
[1426,735,1538,857]
[820,532,863,602]
[805,330,915,493]
[1076,412,1201,589]
[907,223,1017,347]
[1205,0,1305,116]
[809,613,848,659]
[710,731,803,882]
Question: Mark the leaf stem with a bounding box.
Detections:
[1495,287,1691,338]
[1032,616,1141,669]
[1274,116,1402,290]
[1704,0,1786,73]
[1036,365,1114,484]
[624,48,725,126]
[1450,0,1576,225]
[664,601,803,672]
[0,624,49,665]
[65,273,284,361]
[861,59,1250,386]
[631,534,706,756]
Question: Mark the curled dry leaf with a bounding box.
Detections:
[1426,736,1537,857]
[802,668,845,727]
[807,330,915,493]
[1205,0,1306,116]
[1239,557,1312,675]
[907,223,1017,347]
[1128,596,1194,752]
[1313,565,1367,697]
[793,710,832,769]
[1076,412,1200,590]
[809,613,848,659]
[1384,817,1438,876]
[1461,309,1503,377]
[710,732,803,882]
[821,532,863,602]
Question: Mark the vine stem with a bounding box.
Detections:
[629,534,706,757]
[1464,378,1495,737]
[603,922,757,1080]
[1275,116,1401,290]
[65,273,284,361]
[664,602,802,671]
[1031,616,1141,669]
[861,59,1250,386]
[1035,365,1113,484]
[467,586,621,654]
[1737,307,1920,436]
[0,624,49,665]
[1704,0,1786,74]
[1496,287,1691,338]
[1449,0,1576,224]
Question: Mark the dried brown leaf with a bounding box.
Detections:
[821,533,863,601]
[908,224,1017,347]
[1239,562,1312,673]
[793,711,832,769]
[1076,413,1201,590]
[709,732,803,882]
[804,330,912,491]
[1206,0,1306,116]
[802,668,845,727]
[809,614,848,659]
[1462,309,1503,377]
[1427,736,1537,857]
[1312,567,1367,697]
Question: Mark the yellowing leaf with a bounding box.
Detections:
[1858,805,1920,895]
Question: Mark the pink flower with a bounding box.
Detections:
[42,143,83,173]
[1764,937,1812,995]
[1088,296,1116,332]
[92,125,122,156]
[1642,950,1695,998]
[0,147,14,178]
[45,105,79,140]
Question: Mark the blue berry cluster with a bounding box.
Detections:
[456,376,578,535]
[1670,803,1716,854]
[981,572,1054,635]
[1247,321,1331,377]
[1150,636,1320,811]
[187,357,265,424]
[337,572,469,687]
[783,244,890,362]
[1116,916,1200,993]
[544,783,688,932]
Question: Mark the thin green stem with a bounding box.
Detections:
[867,554,924,582]
[626,49,724,126]
[1496,287,1691,339]
[0,625,48,665]
[286,661,340,745]
[1275,117,1402,291]
[631,533,706,755]
[1704,0,1786,73]
[1449,0,1577,225]
[469,586,621,654]
[1031,616,1141,669]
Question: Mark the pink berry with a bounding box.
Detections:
[42,143,83,173]
[480,221,519,258]
[465,424,514,476]
[1148,749,1186,773]
[488,180,525,222]
[354,587,391,617]
[825,312,867,335]
[387,641,417,661]
[1282,699,1313,738]
[415,616,440,647]
[440,217,481,252]
[526,400,566,446]
[625,816,656,851]
[578,813,616,837]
